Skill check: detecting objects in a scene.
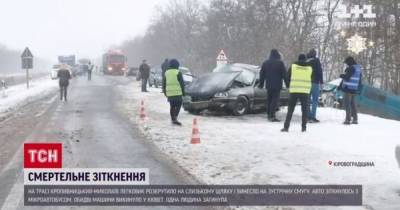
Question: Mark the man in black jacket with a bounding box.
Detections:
[57,65,72,101]
[338,56,362,125]
[139,60,150,92]
[161,58,169,78]
[161,58,169,93]
[307,49,323,123]
[87,61,93,81]
[259,49,288,122]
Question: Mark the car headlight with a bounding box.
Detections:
[214,92,229,98]
[108,67,112,71]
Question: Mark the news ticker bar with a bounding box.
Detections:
[24,168,149,185]
[24,185,362,206]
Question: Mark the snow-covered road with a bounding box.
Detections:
[0,75,212,210]
[118,80,400,210]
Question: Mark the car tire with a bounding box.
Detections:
[325,94,335,107]
[232,96,249,116]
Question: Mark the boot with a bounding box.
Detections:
[280,128,288,132]
[172,120,182,126]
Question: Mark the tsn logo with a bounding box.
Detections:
[24,143,62,168]
[336,3,376,19]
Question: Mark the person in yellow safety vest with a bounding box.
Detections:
[281,54,313,132]
[162,59,185,126]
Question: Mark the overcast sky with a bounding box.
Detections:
[0,0,165,62]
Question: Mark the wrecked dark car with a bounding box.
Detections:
[183,63,289,115]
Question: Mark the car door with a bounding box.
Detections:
[253,79,267,110]
[279,87,290,106]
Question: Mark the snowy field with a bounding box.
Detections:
[0,76,58,117]
[0,72,49,86]
[117,80,400,210]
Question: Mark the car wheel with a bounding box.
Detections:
[325,94,336,108]
[232,96,249,116]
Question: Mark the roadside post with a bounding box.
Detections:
[21,47,33,89]
[216,49,228,67]
[1,79,7,98]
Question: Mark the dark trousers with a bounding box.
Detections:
[168,96,182,122]
[87,71,92,81]
[284,93,309,129]
[60,85,68,101]
[267,89,280,119]
[141,78,148,92]
[344,93,358,122]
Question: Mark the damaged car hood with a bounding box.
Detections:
[186,72,240,99]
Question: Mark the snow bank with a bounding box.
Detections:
[0,77,58,116]
[117,81,400,210]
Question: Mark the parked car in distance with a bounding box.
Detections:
[126,67,139,77]
[183,63,289,115]
[149,67,163,88]
[149,66,194,88]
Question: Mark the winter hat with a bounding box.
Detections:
[269,49,281,60]
[169,59,180,69]
[298,54,307,61]
[307,49,317,58]
[344,56,356,66]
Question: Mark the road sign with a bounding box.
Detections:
[21,47,33,69]
[21,47,33,89]
[21,47,33,58]
[216,49,228,66]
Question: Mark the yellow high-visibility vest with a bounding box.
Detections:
[289,64,312,94]
[165,69,183,97]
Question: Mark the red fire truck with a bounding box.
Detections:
[102,50,128,75]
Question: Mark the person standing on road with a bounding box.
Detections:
[87,61,93,81]
[259,49,288,122]
[57,64,72,102]
[307,49,323,123]
[281,54,312,132]
[162,59,185,126]
[1,79,7,98]
[139,60,150,92]
[161,58,169,78]
[161,58,169,93]
[338,56,362,125]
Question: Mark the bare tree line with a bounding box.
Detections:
[119,0,400,94]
